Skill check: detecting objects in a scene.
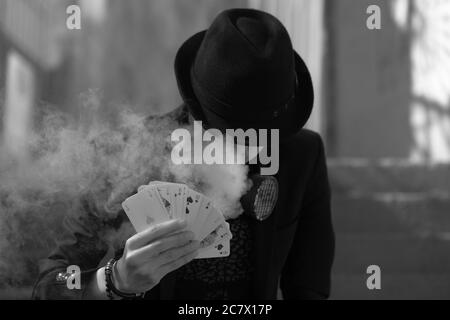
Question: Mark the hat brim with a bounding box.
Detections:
[174,31,314,140]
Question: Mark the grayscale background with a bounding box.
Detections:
[0,0,449,300]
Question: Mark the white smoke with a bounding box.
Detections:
[0,92,251,287]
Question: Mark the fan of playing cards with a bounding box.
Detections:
[122,182,232,259]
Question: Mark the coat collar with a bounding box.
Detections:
[249,205,279,298]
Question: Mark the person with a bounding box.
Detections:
[32,8,334,300]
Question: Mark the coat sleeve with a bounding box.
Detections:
[280,134,335,300]
[32,194,110,300]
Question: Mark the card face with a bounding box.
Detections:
[121,189,168,233]
[200,221,232,248]
[196,238,230,259]
[176,185,185,220]
[137,185,171,218]
[162,184,181,220]
[179,185,187,220]
[190,196,213,240]
[183,188,202,226]
[217,221,232,241]
[154,185,175,218]
[148,182,182,220]
[197,206,226,242]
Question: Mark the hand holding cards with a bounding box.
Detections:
[122,182,232,258]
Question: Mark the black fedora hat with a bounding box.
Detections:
[175,8,314,139]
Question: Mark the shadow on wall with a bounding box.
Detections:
[325,0,450,162]
[325,0,413,159]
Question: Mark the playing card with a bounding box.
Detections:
[122,188,168,233]
[154,185,175,219]
[196,206,226,242]
[196,238,230,259]
[218,221,232,240]
[179,185,188,220]
[199,222,231,249]
[126,181,232,259]
[147,182,182,220]
[190,196,214,240]
[183,188,202,226]
[137,185,171,218]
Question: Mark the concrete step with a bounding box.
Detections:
[328,161,450,194]
[332,195,450,235]
[333,233,450,274]
[331,274,450,300]
[324,161,450,299]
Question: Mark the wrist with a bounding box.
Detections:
[105,258,144,299]
[112,260,132,294]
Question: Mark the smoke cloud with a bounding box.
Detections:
[0,92,251,288]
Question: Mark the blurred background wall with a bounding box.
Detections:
[0,0,449,299]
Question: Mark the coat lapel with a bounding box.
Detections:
[250,208,279,299]
[250,148,290,299]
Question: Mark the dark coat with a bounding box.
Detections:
[32,106,335,300]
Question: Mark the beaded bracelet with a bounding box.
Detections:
[104,258,145,300]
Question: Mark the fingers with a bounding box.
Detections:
[157,239,199,263]
[157,244,200,276]
[128,219,187,249]
[134,230,195,258]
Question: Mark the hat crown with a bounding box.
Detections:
[192,9,296,113]
[236,16,268,52]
